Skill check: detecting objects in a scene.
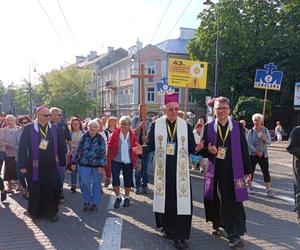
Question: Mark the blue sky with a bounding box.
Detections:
[0,0,208,85]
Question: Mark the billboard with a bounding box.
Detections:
[294,82,300,108]
[168,58,208,89]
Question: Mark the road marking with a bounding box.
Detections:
[252,181,294,204]
[99,217,123,250]
[108,195,116,210]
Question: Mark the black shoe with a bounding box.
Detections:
[123,198,130,207]
[142,186,150,194]
[174,239,188,249]
[1,191,7,202]
[90,204,97,211]
[83,202,90,211]
[229,237,244,248]
[114,197,122,209]
[60,193,64,202]
[49,215,58,223]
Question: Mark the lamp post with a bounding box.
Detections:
[204,0,220,97]
[28,63,37,117]
[96,73,100,117]
[230,85,234,108]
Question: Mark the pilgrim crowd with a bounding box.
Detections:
[0,93,299,249]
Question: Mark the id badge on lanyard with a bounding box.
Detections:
[216,146,227,159]
[166,142,176,155]
[39,139,49,150]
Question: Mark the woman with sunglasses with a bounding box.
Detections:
[14,115,32,199]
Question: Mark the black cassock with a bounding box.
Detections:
[146,119,196,240]
[18,123,63,218]
[200,122,251,239]
[287,126,300,215]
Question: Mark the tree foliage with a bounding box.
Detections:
[188,0,300,108]
[37,65,95,118]
[232,96,272,126]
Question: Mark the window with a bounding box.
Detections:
[147,60,156,74]
[147,87,155,102]
[188,94,194,103]
[148,77,153,83]
[175,88,180,94]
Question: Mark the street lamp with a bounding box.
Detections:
[230,85,234,108]
[28,63,37,117]
[203,0,220,97]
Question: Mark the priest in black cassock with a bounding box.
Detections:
[133,93,203,249]
[286,125,300,224]
[200,97,251,249]
[19,106,63,222]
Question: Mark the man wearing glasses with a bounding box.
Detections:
[133,93,203,249]
[50,107,72,202]
[19,106,64,222]
[200,96,251,248]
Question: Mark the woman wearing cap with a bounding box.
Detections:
[14,115,32,199]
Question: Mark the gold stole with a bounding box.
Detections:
[153,116,191,215]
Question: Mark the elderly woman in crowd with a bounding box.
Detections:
[69,117,84,193]
[71,119,106,211]
[3,115,20,193]
[0,128,7,201]
[107,116,141,209]
[247,113,273,196]
[14,115,32,199]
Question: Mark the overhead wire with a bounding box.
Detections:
[149,0,173,45]
[37,0,64,44]
[165,0,193,40]
[56,0,77,42]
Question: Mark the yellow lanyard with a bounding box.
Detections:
[166,120,177,142]
[217,124,229,146]
[39,125,48,139]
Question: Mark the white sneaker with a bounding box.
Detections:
[266,188,274,197]
[247,187,254,194]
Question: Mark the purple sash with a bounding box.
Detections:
[204,119,248,202]
[31,124,61,181]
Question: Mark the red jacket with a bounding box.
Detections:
[107,128,139,169]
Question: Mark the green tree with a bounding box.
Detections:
[0,80,5,95]
[38,66,95,118]
[188,0,299,106]
[232,96,272,126]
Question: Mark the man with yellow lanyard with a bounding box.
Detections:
[200,96,251,249]
[133,93,203,249]
[19,106,63,222]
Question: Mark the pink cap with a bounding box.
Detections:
[164,93,179,105]
[35,106,48,113]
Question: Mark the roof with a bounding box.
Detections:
[154,39,190,55]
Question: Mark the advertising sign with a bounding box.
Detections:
[294,82,300,108]
[168,58,208,89]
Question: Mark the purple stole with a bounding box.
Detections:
[204,119,248,202]
[31,124,61,181]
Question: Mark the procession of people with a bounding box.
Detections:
[0,93,299,249]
